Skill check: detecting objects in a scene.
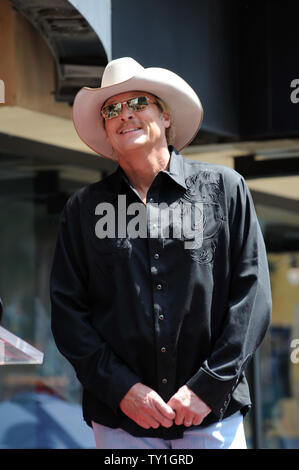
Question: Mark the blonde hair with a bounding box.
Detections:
[154,95,176,146]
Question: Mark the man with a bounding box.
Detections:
[50,57,272,449]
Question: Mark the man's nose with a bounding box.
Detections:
[119,104,134,120]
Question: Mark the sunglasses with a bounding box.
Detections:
[101,96,158,120]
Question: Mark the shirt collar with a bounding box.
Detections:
[161,146,187,190]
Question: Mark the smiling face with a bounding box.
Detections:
[103,91,171,159]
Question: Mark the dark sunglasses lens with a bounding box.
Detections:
[102,102,121,119]
[128,96,149,111]
[102,96,150,118]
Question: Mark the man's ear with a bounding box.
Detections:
[161,111,171,129]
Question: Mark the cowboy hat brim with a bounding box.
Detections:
[72,65,203,160]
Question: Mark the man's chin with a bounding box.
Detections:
[117,138,148,153]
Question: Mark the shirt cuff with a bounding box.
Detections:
[186,368,240,420]
[109,372,141,415]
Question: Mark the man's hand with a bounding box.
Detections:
[120,382,176,429]
[167,385,211,427]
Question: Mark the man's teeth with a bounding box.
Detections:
[121,128,139,134]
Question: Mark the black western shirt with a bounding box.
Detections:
[50,148,272,439]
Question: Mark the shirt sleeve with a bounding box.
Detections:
[186,172,272,419]
[50,193,140,414]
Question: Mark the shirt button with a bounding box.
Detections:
[154,253,160,260]
[159,314,164,321]
[156,284,162,290]
[161,347,166,353]
[162,378,168,384]
[149,197,154,203]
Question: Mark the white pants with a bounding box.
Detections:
[92,411,247,449]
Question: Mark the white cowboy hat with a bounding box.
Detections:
[72,57,203,160]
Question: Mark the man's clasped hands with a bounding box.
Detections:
[120,382,211,429]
